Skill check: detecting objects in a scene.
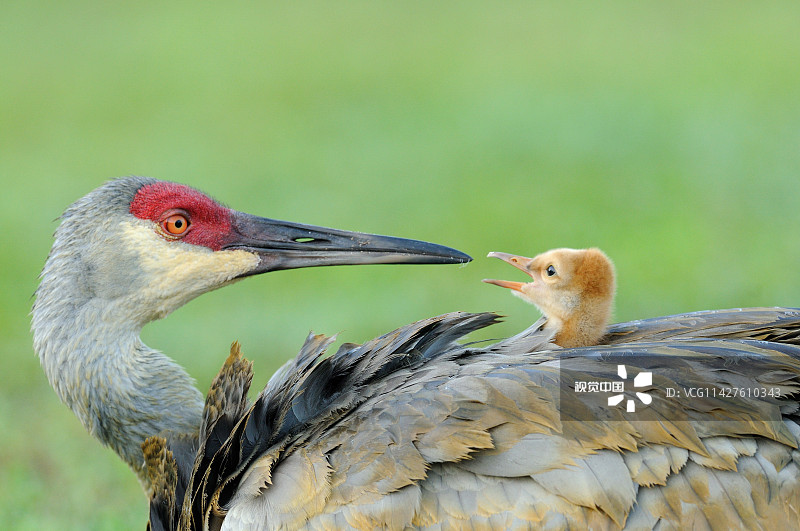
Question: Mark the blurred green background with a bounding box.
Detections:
[2,1,799,528]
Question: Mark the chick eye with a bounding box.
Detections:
[546,265,557,277]
[161,213,190,236]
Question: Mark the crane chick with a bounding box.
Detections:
[483,247,615,348]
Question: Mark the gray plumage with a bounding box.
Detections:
[146,308,800,530]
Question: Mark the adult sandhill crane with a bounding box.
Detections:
[33,178,800,530]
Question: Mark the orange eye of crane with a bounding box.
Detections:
[161,213,190,236]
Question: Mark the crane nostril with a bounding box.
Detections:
[293,237,317,243]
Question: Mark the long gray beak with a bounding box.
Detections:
[223,211,472,275]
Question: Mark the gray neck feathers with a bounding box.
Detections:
[33,205,203,487]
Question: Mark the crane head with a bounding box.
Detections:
[482,248,615,324]
[43,177,471,326]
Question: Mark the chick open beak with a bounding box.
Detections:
[482,251,535,292]
[482,278,527,292]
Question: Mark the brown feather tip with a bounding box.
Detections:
[141,436,177,498]
[214,340,254,383]
[201,340,255,435]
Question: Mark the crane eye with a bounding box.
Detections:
[160,213,190,236]
[546,265,557,277]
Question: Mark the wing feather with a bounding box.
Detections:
[146,308,800,530]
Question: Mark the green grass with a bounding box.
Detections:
[2,1,800,528]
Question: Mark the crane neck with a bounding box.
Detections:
[32,271,204,488]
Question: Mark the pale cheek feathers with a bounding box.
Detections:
[121,221,259,311]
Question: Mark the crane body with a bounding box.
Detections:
[144,308,800,530]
